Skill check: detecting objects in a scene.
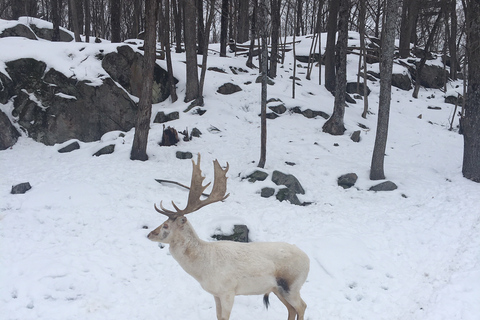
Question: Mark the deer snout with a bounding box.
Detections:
[147,229,159,239]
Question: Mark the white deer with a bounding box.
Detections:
[147,154,310,320]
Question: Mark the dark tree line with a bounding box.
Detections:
[1,0,479,180]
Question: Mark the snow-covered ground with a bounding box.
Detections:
[1,19,479,320]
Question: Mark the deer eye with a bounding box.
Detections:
[163,224,169,229]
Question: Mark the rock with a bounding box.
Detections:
[247,170,269,182]
[217,82,242,95]
[58,141,80,153]
[445,95,463,105]
[0,23,37,40]
[93,144,115,157]
[102,45,174,103]
[5,58,138,145]
[0,71,15,104]
[295,53,321,63]
[369,181,398,192]
[27,24,73,42]
[392,72,412,90]
[261,187,275,198]
[272,171,305,194]
[266,112,279,119]
[153,111,180,124]
[190,127,202,138]
[338,173,358,189]
[176,151,193,159]
[11,182,32,194]
[268,104,287,114]
[350,130,361,142]
[276,188,302,205]
[346,82,371,96]
[0,110,20,150]
[212,225,249,243]
[418,64,449,89]
[291,107,329,119]
[255,76,275,85]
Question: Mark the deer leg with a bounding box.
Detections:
[215,294,234,320]
[284,292,306,320]
[273,288,297,320]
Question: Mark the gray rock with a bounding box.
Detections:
[11,182,32,194]
[350,130,361,142]
[93,144,115,157]
[392,73,412,91]
[268,104,287,114]
[58,141,80,153]
[176,151,193,159]
[261,187,275,198]
[276,188,302,205]
[212,225,249,242]
[346,82,371,96]
[338,173,358,189]
[272,171,305,194]
[369,181,398,192]
[217,82,242,95]
[0,23,37,40]
[154,111,180,124]
[0,110,20,150]
[247,170,269,182]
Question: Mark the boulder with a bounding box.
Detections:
[217,82,242,95]
[338,173,358,189]
[246,170,269,182]
[276,188,302,205]
[350,130,361,142]
[346,82,371,96]
[369,181,398,192]
[27,24,73,42]
[212,225,249,243]
[5,58,138,145]
[93,144,115,156]
[268,104,287,114]
[154,111,179,124]
[102,45,174,103]
[176,151,193,159]
[291,107,329,119]
[11,182,32,194]
[261,187,275,198]
[0,23,37,40]
[418,64,449,89]
[272,171,305,194]
[0,110,20,150]
[57,141,80,153]
[392,73,412,90]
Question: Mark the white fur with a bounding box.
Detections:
[148,217,310,320]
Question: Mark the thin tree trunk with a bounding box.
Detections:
[70,0,82,42]
[322,0,348,135]
[220,0,229,57]
[269,0,281,78]
[184,0,200,103]
[172,0,183,53]
[163,0,178,102]
[130,0,158,161]
[246,0,258,69]
[258,0,268,168]
[462,0,480,182]
[370,0,400,180]
[85,0,90,42]
[324,0,339,93]
[52,0,61,41]
[198,0,216,102]
[110,0,121,42]
[196,0,205,55]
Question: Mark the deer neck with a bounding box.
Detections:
[169,221,207,276]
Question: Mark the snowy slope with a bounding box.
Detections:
[1,24,479,320]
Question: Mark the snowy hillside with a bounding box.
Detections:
[1,20,479,320]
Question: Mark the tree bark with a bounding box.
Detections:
[85,0,91,42]
[196,0,205,54]
[130,0,157,161]
[172,0,183,53]
[322,0,348,135]
[51,0,61,41]
[237,0,250,43]
[399,0,419,58]
[258,0,268,168]
[462,0,480,182]
[70,0,82,42]
[324,0,339,93]
[269,0,281,78]
[220,0,229,57]
[184,0,200,103]
[110,0,122,42]
[370,0,400,180]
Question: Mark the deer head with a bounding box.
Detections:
[148,153,229,243]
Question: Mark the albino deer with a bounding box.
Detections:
[148,154,310,320]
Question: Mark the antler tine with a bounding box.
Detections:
[154,153,229,219]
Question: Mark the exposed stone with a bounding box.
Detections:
[255,76,275,85]
[0,71,15,104]
[268,104,287,114]
[346,82,371,96]
[0,110,20,150]
[276,188,302,205]
[266,112,280,119]
[291,107,329,119]
[392,73,412,90]
[247,170,269,182]
[5,58,138,145]
[11,182,32,194]
[295,53,321,63]
[190,127,202,138]
[160,126,179,146]
[261,187,275,198]
[93,144,115,157]
[217,82,242,95]
[212,225,249,243]
[272,171,305,194]
[350,130,361,142]
[28,24,73,42]
[176,151,193,159]
[0,23,37,40]
[445,95,463,105]
[154,111,180,124]
[418,64,449,89]
[369,181,398,192]
[338,173,358,189]
[58,141,80,153]
[102,45,174,103]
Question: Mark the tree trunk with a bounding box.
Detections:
[162,0,178,102]
[258,0,268,168]
[184,0,200,103]
[324,0,339,93]
[172,0,183,53]
[220,0,229,57]
[198,0,216,101]
[196,0,205,55]
[462,0,480,182]
[448,0,458,80]
[85,0,91,42]
[269,0,281,78]
[246,0,258,69]
[52,0,61,41]
[295,0,303,36]
[322,0,348,135]
[70,0,82,42]
[110,0,122,42]
[399,0,419,58]
[370,0,400,180]
[130,0,157,161]
[237,0,250,43]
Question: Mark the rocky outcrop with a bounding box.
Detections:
[102,45,174,104]
[0,23,37,40]
[0,110,20,150]
[4,58,137,145]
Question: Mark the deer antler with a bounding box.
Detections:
[154,153,229,219]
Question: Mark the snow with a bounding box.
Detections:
[1,22,479,320]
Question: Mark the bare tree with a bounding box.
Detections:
[258,0,268,168]
[220,0,229,57]
[324,0,339,93]
[370,0,401,180]
[110,0,122,42]
[184,0,200,103]
[51,0,61,41]
[322,0,349,135]
[69,0,82,41]
[130,0,158,161]
[462,0,480,182]
[269,0,281,78]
